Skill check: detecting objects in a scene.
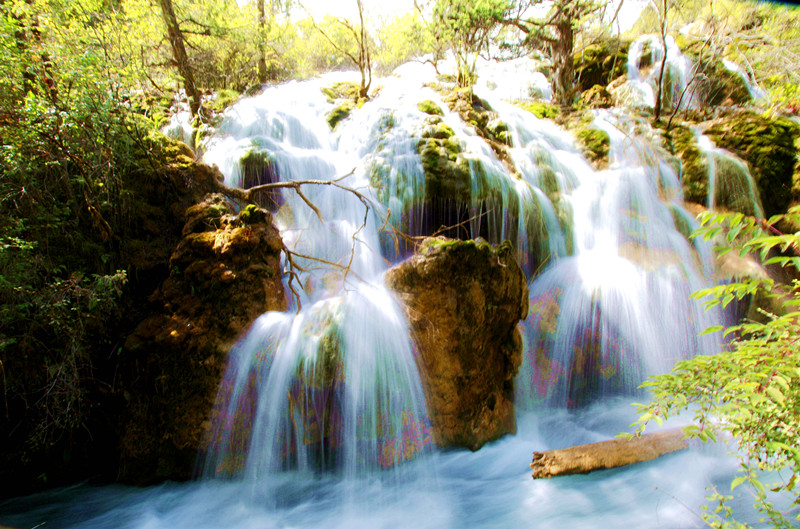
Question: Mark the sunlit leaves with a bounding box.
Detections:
[636,208,800,528]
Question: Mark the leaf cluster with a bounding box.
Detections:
[634,208,800,528]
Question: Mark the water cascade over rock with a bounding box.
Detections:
[3,49,776,529]
[516,109,724,408]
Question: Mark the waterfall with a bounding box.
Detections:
[5,56,769,529]
[201,73,432,481]
[516,109,724,408]
[200,57,726,470]
[696,131,764,217]
[615,34,694,110]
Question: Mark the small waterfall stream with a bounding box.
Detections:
[0,58,771,528]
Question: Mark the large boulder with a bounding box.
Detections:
[385,238,529,450]
[119,194,286,484]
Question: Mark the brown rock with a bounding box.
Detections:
[385,238,529,450]
[119,194,287,484]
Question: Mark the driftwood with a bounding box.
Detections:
[531,428,688,479]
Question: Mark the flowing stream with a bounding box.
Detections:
[0,54,772,528]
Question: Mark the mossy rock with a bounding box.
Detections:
[417,137,471,204]
[575,127,610,169]
[513,100,560,119]
[637,39,655,69]
[326,100,355,130]
[574,40,630,92]
[421,118,456,140]
[704,111,800,217]
[418,99,444,116]
[321,81,360,103]
[208,89,240,114]
[695,59,752,107]
[239,203,269,225]
[580,84,613,109]
[666,124,710,206]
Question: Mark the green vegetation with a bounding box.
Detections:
[635,209,800,529]
[705,112,800,218]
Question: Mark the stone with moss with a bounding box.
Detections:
[580,84,613,109]
[385,238,528,450]
[574,40,630,92]
[513,100,560,119]
[704,111,800,217]
[575,127,610,169]
[665,123,709,206]
[417,99,444,116]
[417,137,471,204]
[421,118,456,140]
[320,81,360,104]
[208,89,240,114]
[696,59,752,107]
[326,100,355,130]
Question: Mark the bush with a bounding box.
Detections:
[634,208,800,529]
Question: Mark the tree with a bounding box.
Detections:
[304,0,373,98]
[157,0,202,117]
[652,0,671,122]
[432,0,512,88]
[634,209,800,529]
[502,0,601,109]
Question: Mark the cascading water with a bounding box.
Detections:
[200,73,432,483]
[614,34,694,110]
[695,131,764,217]
[1,58,774,529]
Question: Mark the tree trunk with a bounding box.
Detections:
[653,0,668,122]
[157,0,202,118]
[257,0,268,85]
[530,428,688,479]
[356,0,371,98]
[552,17,574,109]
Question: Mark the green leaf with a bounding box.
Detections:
[731,476,747,491]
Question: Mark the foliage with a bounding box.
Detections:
[432,0,513,88]
[502,0,602,108]
[373,11,431,74]
[634,208,800,528]
[0,0,196,491]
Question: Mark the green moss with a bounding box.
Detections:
[417,136,471,204]
[574,127,610,168]
[513,101,560,119]
[697,59,752,106]
[326,100,354,130]
[580,84,613,109]
[239,204,268,225]
[665,124,709,206]
[208,89,240,114]
[417,99,444,116]
[320,81,360,104]
[574,40,630,91]
[704,111,800,216]
[240,148,273,169]
[637,39,654,69]
[422,118,456,140]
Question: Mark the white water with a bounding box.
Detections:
[0,59,771,527]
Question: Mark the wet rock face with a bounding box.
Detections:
[119,194,287,484]
[385,238,529,450]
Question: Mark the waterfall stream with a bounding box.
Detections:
[0,57,772,528]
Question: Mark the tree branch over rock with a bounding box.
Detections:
[207,168,381,309]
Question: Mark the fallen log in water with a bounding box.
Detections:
[531,428,688,479]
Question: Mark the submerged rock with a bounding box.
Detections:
[120,194,286,484]
[385,238,528,450]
